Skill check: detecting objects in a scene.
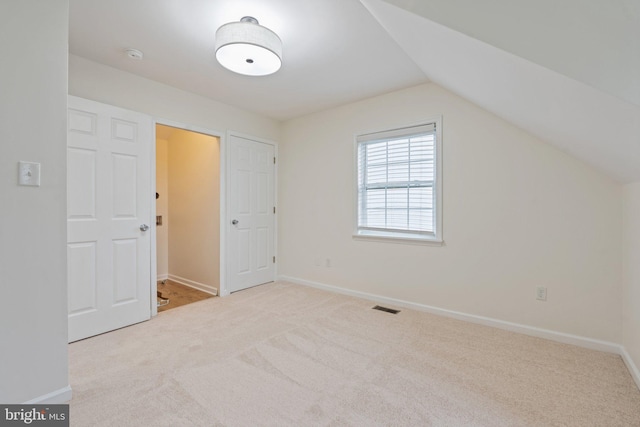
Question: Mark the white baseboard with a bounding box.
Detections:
[24,385,72,404]
[167,274,218,296]
[279,275,622,354]
[157,273,169,281]
[621,348,640,391]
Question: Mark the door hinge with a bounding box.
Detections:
[273,206,276,214]
[273,256,276,263]
[273,157,276,164]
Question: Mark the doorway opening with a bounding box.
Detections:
[155,124,220,312]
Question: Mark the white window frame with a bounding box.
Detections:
[353,118,443,245]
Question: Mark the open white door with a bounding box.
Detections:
[67,96,152,342]
[227,134,276,293]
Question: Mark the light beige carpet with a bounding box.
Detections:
[69,281,640,426]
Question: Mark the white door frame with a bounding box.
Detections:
[151,118,226,314]
[151,117,227,316]
[151,121,278,305]
[224,131,278,296]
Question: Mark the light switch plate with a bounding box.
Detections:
[18,161,41,186]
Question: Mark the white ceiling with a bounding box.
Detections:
[68,0,428,121]
[69,0,640,183]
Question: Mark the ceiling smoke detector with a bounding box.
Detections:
[125,48,144,60]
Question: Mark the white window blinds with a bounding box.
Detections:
[357,123,439,239]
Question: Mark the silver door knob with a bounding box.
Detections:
[231,219,239,225]
[140,224,150,231]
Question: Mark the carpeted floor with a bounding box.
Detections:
[68,281,640,426]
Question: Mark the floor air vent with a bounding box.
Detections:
[372,305,400,314]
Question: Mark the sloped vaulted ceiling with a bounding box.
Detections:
[361,0,640,183]
[69,0,639,182]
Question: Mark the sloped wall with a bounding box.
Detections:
[279,82,622,342]
[375,0,640,107]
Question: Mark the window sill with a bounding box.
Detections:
[353,231,444,246]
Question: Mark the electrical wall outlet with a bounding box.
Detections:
[536,286,547,301]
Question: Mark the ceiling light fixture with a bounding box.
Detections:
[215,16,282,76]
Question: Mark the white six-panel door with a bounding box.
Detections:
[67,96,152,342]
[227,134,275,293]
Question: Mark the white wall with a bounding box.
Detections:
[156,138,169,279]
[280,82,623,342]
[69,55,281,142]
[167,130,220,291]
[70,54,280,297]
[0,0,70,403]
[623,183,640,380]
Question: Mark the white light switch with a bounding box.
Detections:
[18,161,41,186]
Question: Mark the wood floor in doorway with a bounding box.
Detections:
[157,280,214,313]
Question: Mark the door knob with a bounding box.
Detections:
[231,219,239,225]
[140,224,150,231]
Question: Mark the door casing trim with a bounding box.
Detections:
[152,118,225,314]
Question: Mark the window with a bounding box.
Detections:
[355,119,442,243]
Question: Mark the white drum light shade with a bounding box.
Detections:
[215,16,282,76]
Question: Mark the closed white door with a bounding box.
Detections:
[67,96,152,342]
[227,134,275,293]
